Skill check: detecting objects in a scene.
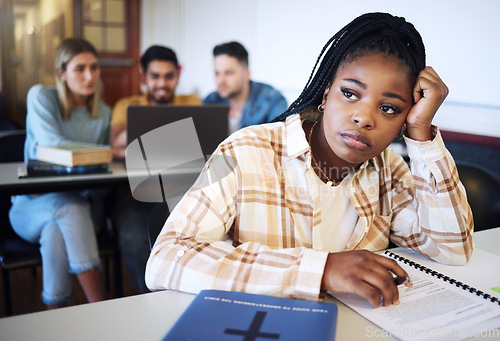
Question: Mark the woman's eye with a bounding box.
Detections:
[380,105,401,115]
[341,88,357,100]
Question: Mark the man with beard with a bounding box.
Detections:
[109,45,200,294]
[110,45,201,159]
[204,41,287,134]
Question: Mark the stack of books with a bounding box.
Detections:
[28,142,112,177]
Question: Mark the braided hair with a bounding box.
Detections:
[272,12,426,122]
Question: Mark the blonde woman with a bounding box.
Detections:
[9,38,110,309]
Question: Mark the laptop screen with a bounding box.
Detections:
[126,104,229,157]
[125,104,230,203]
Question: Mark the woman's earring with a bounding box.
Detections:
[317,104,324,113]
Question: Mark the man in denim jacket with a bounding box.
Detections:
[204,41,287,134]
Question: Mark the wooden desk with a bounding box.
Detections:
[0,228,498,341]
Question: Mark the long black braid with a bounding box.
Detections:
[272,12,426,122]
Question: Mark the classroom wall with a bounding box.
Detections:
[141,0,500,138]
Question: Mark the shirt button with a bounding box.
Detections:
[177,250,185,257]
[350,187,356,194]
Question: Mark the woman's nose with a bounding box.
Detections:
[351,108,375,129]
[84,69,93,80]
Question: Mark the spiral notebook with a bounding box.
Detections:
[330,248,500,341]
[384,250,500,306]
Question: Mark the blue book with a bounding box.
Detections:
[25,159,109,177]
[163,290,337,340]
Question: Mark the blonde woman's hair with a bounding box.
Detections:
[55,38,103,120]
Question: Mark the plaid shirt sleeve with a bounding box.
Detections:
[145,123,328,300]
[389,127,474,264]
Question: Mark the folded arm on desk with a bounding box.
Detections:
[145,153,328,301]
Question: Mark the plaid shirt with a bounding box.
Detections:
[146,111,473,300]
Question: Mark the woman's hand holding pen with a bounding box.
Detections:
[405,66,449,141]
[321,250,413,308]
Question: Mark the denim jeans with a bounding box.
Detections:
[9,192,101,305]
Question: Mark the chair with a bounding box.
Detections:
[0,130,26,162]
[147,202,170,250]
[456,162,500,231]
[0,130,122,315]
[0,130,42,316]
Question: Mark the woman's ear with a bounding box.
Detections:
[322,82,332,105]
[57,68,65,82]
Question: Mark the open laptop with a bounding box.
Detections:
[125,104,230,203]
[126,104,229,156]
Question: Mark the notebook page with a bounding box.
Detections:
[329,248,500,340]
[393,247,500,300]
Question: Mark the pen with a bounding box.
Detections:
[394,276,410,286]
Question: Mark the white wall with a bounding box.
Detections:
[141,0,500,138]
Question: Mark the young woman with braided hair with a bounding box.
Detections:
[146,12,472,308]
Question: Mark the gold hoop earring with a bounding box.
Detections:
[317,104,324,113]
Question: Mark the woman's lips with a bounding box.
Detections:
[341,131,371,150]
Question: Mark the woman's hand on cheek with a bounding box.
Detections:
[406,66,449,141]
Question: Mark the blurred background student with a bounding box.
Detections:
[109,45,201,294]
[110,45,201,159]
[204,41,287,134]
[9,38,110,309]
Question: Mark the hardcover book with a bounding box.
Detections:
[36,142,112,166]
[163,289,338,341]
[26,159,109,177]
